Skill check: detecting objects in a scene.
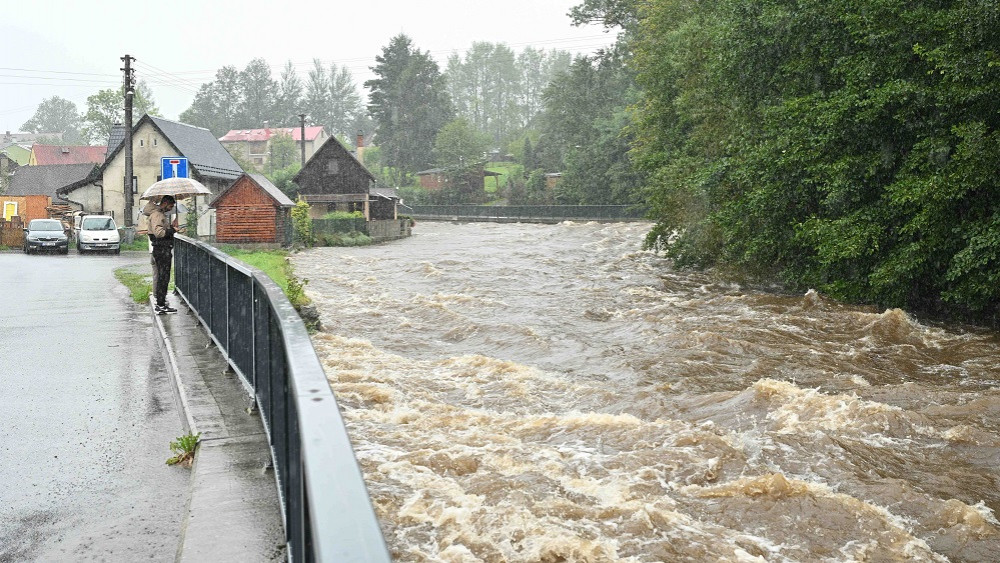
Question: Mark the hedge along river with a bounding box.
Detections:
[292,221,1000,562]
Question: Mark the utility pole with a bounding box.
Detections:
[298,114,307,168]
[121,54,135,227]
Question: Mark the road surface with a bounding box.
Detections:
[0,251,187,561]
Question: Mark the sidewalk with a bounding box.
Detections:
[151,295,286,562]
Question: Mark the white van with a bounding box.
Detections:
[75,214,121,254]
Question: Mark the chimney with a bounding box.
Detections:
[356,131,364,165]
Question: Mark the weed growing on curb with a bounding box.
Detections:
[166,432,201,468]
[114,267,152,303]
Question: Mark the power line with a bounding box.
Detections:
[0,66,119,77]
[133,60,204,94]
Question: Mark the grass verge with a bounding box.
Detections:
[218,246,310,307]
[114,267,153,303]
[113,246,309,316]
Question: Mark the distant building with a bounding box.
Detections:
[1,144,32,166]
[415,168,447,190]
[219,126,328,171]
[58,115,243,233]
[416,166,501,193]
[8,163,95,204]
[2,131,63,145]
[2,163,95,231]
[294,136,388,219]
[29,144,107,166]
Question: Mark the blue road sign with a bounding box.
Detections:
[160,157,189,179]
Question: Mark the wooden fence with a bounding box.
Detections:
[0,217,24,248]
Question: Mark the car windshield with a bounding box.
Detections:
[82,217,115,230]
[28,220,63,231]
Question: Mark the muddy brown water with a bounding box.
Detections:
[292,221,1000,562]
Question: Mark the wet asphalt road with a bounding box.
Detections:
[0,251,187,561]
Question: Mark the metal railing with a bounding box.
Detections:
[173,235,390,563]
[407,204,648,222]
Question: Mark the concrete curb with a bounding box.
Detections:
[151,297,286,562]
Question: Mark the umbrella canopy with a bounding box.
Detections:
[140,177,212,200]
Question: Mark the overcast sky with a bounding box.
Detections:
[1,0,615,137]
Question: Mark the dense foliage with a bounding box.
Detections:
[179,58,370,139]
[19,96,84,144]
[630,0,1000,320]
[366,34,454,181]
[445,43,571,147]
[539,47,645,206]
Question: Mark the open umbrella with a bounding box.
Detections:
[139,177,212,200]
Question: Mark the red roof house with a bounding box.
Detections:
[218,126,326,143]
[219,126,329,171]
[29,144,107,166]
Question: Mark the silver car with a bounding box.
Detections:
[76,215,121,254]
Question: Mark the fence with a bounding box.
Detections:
[312,217,412,243]
[406,204,647,222]
[0,216,24,247]
[173,235,390,563]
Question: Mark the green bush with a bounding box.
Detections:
[321,210,364,220]
[290,199,312,246]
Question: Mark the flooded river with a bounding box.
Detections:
[292,221,1000,562]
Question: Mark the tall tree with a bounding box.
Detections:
[179,82,223,136]
[540,49,643,205]
[327,64,363,139]
[304,59,331,133]
[20,96,84,144]
[268,132,298,171]
[517,47,547,128]
[274,61,303,126]
[239,58,278,128]
[213,66,243,129]
[433,117,492,202]
[366,34,454,181]
[81,81,160,144]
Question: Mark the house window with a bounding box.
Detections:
[139,139,144,147]
[132,176,138,194]
[153,138,158,147]
[326,160,339,175]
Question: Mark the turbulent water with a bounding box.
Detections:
[292,221,1000,562]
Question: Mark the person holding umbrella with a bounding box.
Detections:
[148,195,180,314]
[140,176,212,315]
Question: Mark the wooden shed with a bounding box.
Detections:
[210,173,294,244]
[293,137,380,219]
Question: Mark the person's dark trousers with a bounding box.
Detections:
[151,245,173,307]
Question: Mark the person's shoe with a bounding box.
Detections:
[155,304,178,314]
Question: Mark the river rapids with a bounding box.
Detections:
[292,221,1000,562]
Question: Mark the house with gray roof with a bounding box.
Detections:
[8,163,96,203]
[58,115,244,235]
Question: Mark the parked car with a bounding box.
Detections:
[76,215,121,254]
[23,219,70,254]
